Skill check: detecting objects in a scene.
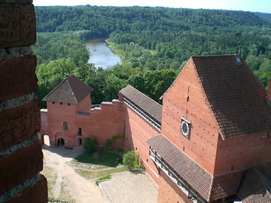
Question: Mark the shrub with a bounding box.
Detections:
[83,137,98,153]
[123,150,141,170]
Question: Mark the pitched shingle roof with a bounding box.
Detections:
[147,135,212,200]
[239,167,271,202]
[43,75,93,104]
[147,135,271,202]
[119,85,162,124]
[191,55,271,138]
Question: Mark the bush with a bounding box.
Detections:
[83,137,98,153]
[123,150,141,170]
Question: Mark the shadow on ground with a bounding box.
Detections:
[42,145,84,159]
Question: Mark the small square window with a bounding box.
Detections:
[181,117,191,139]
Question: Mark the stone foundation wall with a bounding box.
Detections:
[0,1,47,202]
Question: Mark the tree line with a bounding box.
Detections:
[34,6,271,107]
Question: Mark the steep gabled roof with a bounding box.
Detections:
[43,75,93,104]
[239,167,271,202]
[191,55,271,138]
[119,85,162,124]
[147,135,212,201]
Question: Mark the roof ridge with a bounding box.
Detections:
[190,57,223,139]
[191,54,237,58]
[43,75,93,104]
[66,76,78,103]
[42,76,69,101]
[125,85,162,107]
[191,55,271,138]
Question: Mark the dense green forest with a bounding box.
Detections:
[34,6,271,107]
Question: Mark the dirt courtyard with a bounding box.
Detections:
[41,140,158,203]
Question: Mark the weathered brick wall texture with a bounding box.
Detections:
[162,60,220,174]
[158,170,193,203]
[0,1,47,202]
[44,99,126,148]
[124,106,160,183]
[215,131,271,174]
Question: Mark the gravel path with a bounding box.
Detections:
[42,145,107,203]
[42,137,158,203]
[99,171,158,203]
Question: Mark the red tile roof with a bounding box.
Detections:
[119,85,162,124]
[147,135,271,202]
[43,75,93,104]
[191,55,271,138]
[147,135,213,200]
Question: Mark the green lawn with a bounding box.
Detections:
[75,167,127,179]
[73,148,127,180]
[73,148,124,167]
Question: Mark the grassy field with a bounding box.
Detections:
[73,148,127,181]
[73,148,124,167]
[75,167,127,179]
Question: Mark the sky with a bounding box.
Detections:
[33,0,271,13]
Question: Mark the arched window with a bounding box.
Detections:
[63,121,68,130]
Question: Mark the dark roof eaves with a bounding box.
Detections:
[147,134,213,201]
[120,85,162,122]
[120,85,162,107]
[123,96,161,124]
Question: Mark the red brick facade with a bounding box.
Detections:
[162,59,220,174]
[158,170,193,203]
[123,105,160,183]
[41,97,126,148]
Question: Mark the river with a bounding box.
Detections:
[86,39,121,69]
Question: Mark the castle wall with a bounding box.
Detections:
[124,105,160,183]
[43,99,126,148]
[0,1,47,202]
[76,94,91,113]
[214,130,271,174]
[87,100,125,148]
[158,170,193,203]
[162,59,220,175]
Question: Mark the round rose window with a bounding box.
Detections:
[181,121,190,137]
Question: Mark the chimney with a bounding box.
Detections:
[268,78,271,102]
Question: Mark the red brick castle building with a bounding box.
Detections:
[40,55,271,202]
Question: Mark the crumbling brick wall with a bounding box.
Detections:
[0,1,47,202]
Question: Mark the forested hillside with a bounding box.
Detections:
[34,6,271,107]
